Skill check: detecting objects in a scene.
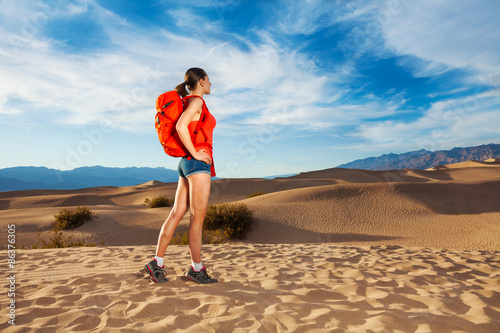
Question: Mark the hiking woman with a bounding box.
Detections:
[144,67,217,284]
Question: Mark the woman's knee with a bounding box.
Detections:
[189,212,207,226]
[171,204,188,219]
[190,204,207,216]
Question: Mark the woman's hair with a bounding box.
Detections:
[175,67,208,98]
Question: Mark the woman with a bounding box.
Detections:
[144,68,217,284]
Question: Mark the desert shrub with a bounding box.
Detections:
[249,191,266,198]
[54,206,96,230]
[16,206,102,249]
[170,231,189,245]
[204,203,255,240]
[144,195,172,208]
[170,229,228,245]
[31,230,103,249]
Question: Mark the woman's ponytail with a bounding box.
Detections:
[175,67,208,98]
[175,81,189,98]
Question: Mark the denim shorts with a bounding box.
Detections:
[177,156,211,178]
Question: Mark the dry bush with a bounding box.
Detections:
[30,230,103,249]
[203,203,255,240]
[170,229,228,245]
[249,191,266,198]
[144,196,172,208]
[54,206,96,230]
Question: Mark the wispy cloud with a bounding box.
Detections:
[2,0,347,136]
[276,0,376,35]
[356,92,500,151]
[380,0,500,78]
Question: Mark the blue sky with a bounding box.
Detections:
[1,0,499,178]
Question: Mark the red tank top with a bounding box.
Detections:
[187,104,216,177]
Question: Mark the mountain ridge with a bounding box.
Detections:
[336,143,500,170]
[1,143,499,192]
[0,166,179,192]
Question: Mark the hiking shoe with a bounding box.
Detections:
[185,266,218,284]
[144,259,168,283]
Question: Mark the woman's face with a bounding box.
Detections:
[201,75,211,95]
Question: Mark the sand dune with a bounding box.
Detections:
[1,160,499,249]
[241,182,500,250]
[429,158,500,169]
[1,160,499,331]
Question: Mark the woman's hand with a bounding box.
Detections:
[193,149,212,165]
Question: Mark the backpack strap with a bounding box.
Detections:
[182,95,208,141]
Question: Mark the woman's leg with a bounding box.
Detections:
[187,172,211,264]
[155,176,190,257]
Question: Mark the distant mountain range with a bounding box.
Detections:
[1,143,499,192]
[336,143,500,170]
[0,166,179,192]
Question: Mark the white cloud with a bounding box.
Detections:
[166,8,224,34]
[277,0,375,35]
[0,94,22,115]
[315,0,500,153]
[356,93,500,151]
[245,93,405,134]
[0,0,341,135]
[163,0,241,8]
[379,0,500,78]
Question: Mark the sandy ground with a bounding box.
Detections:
[1,159,499,332]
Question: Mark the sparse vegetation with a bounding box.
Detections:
[169,203,255,244]
[54,206,96,230]
[144,195,172,208]
[204,203,255,240]
[170,232,189,245]
[249,191,266,198]
[170,229,228,245]
[30,230,103,249]
[18,205,103,249]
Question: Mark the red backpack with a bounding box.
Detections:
[155,91,207,157]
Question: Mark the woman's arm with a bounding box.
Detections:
[176,97,212,164]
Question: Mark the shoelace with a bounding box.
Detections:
[201,269,215,281]
[155,266,166,276]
